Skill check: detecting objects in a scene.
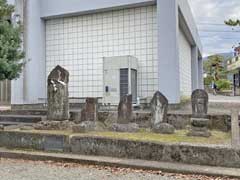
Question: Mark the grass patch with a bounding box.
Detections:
[6,129,230,145]
[84,130,230,145]
[6,129,73,136]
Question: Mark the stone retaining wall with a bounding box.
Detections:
[0,131,238,168]
[0,131,69,152]
[70,136,239,168]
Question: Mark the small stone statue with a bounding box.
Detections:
[192,89,208,118]
[47,65,69,121]
[150,91,168,126]
[150,91,175,134]
[188,89,211,137]
[117,94,132,124]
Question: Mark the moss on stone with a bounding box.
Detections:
[7,129,230,145]
[84,130,230,145]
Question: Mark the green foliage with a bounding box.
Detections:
[0,0,24,80]
[204,76,213,86]
[225,19,240,26]
[203,55,226,81]
[215,79,231,90]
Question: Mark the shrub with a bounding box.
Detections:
[215,79,231,90]
[204,76,214,86]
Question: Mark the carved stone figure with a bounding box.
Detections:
[150,91,168,126]
[188,89,211,137]
[150,91,175,134]
[192,89,208,118]
[47,65,69,121]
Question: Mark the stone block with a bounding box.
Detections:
[152,123,175,134]
[72,121,96,133]
[111,123,139,133]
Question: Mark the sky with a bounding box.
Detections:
[7,0,239,58]
[188,0,240,57]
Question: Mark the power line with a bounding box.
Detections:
[197,23,227,26]
[199,30,240,33]
[200,37,240,40]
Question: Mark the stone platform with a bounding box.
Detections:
[0,130,237,169]
[0,109,233,132]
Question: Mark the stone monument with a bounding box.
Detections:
[150,91,175,134]
[72,98,98,133]
[150,91,168,126]
[117,94,132,124]
[81,98,98,122]
[111,94,139,132]
[187,89,211,137]
[47,65,69,121]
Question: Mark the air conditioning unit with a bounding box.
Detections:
[103,56,138,105]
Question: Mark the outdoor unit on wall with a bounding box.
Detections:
[103,56,138,105]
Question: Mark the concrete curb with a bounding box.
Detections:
[0,148,239,178]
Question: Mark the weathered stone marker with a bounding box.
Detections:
[118,94,132,124]
[47,65,69,121]
[81,98,98,122]
[72,98,98,133]
[150,91,175,134]
[188,89,211,137]
[231,109,240,149]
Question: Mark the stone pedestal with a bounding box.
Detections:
[187,118,211,137]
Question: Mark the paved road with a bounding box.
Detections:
[0,158,236,180]
[209,94,240,103]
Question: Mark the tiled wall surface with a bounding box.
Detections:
[179,28,192,97]
[46,5,158,98]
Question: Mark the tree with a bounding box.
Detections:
[203,55,226,81]
[0,0,24,81]
[225,19,240,26]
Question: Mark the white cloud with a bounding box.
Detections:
[188,0,240,57]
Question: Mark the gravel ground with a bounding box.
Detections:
[0,158,237,180]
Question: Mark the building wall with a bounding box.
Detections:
[179,28,192,97]
[40,0,155,18]
[46,5,158,98]
[12,0,203,105]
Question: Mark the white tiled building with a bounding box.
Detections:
[12,0,203,105]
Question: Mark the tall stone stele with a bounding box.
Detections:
[117,94,132,124]
[47,65,69,121]
[150,91,175,134]
[187,89,211,137]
